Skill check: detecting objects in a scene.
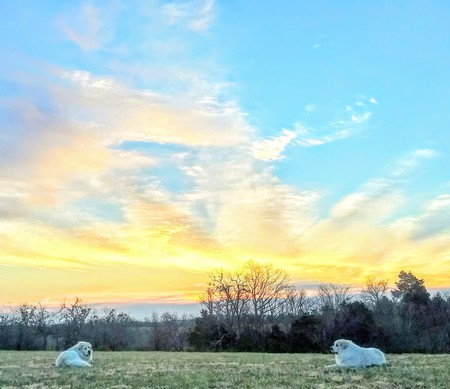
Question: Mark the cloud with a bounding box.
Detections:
[312,35,333,50]
[57,4,105,51]
[391,194,450,240]
[251,130,297,161]
[413,149,439,158]
[1,56,317,271]
[0,182,27,219]
[59,70,252,147]
[330,180,403,224]
[162,0,214,32]
[293,180,450,286]
[213,185,319,256]
[250,107,370,158]
[176,145,321,258]
[292,98,373,148]
[0,94,161,208]
[351,112,372,123]
[392,148,439,177]
[295,125,355,147]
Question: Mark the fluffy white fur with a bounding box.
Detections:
[326,339,386,368]
[55,341,93,368]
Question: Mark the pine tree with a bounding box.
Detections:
[392,271,430,304]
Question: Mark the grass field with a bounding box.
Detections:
[0,351,449,388]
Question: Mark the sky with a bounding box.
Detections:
[1,0,449,315]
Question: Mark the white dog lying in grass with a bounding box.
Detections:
[55,341,93,367]
[326,339,386,368]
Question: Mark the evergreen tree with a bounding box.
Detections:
[392,271,430,305]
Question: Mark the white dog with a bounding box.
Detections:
[326,339,386,368]
[55,341,93,367]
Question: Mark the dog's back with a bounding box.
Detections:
[366,347,386,365]
[55,349,92,368]
[55,350,70,367]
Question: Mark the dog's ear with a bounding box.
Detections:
[341,341,349,350]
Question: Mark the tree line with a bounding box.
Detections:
[191,262,449,353]
[1,262,449,353]
[0,297,194,352]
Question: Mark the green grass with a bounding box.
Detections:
[0,351,449,388]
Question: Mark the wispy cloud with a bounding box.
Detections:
[312,34,333,50]
[392,148,439,177]
[57,4,106,51]
[251,130,297,161]
[162,0,215,32]
[391,194,450,240]
[184,147,321,256]
[251,97,374,160]
[330,180,403,224]
[294,176,450,285]
[59,70,252,147]
[296,125,356,147]
[294,98,373,148]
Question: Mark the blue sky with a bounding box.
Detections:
[215,0,450,198]
[0,0,449,310]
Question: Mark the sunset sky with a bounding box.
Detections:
[1,1,449,314]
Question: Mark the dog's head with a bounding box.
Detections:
[330,339,352,354]
[75,341,93,361]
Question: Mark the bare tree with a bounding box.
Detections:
[316,283,352,312]
[204,268,249,338]
[147,311,163,350]
[160,312,184,351]
[200,286,216,315]
[148,312,189,351]
[0,309,15,349]
[90,308,134,350]
[283,288,314,317]
[201,261,294,337]
[32,303,55,350]
[58,297,92,347]
[361,276,388,307]
[15,304,37,350]
[244,260,293,322]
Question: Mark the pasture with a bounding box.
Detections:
[0,351,449,388]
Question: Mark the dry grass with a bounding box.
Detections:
[0,351,449,388]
